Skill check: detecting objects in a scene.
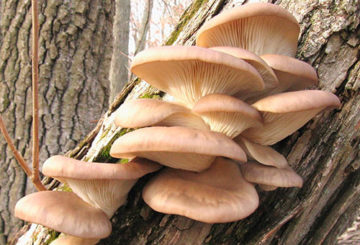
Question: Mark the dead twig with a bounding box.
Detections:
[0,116,45,191]
[30,0,45,191]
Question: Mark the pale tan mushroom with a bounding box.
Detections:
[242,54,319,102]
[114,98,209,130]
[110,126,247,172]
[143,157,259,223]
[261,54,318,93]
[42,156,161,217]
[242,90,341,145]
[240,161,303,188]
[196,3,300,56]
[210,46,278,89]
[15,191,112,239]
[193,94,262,138]
[236,136,288,168]
[131,46,264,107]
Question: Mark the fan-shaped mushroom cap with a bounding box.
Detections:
[261,54,318,93]
[114,99,209,130]
[196,3,300,56]
[240,162,303,188]
[210,47,278,89]
[110,126,247,172]
[236,136,288,168]
[43,156,160,180]
[193,94,262,138]
[131,46,264,107]
[15,191,112,239]
[242,90,341,145]
[241,55,319,103]
[143,157,259,223]
[42,156,161,217]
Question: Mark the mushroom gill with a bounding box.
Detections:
[193,94,262,138]
[130,46,264,107]
[42,156,161,218]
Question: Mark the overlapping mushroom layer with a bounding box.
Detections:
[15,157,160,244]
[111,2,340,221]
[14,2,341,243]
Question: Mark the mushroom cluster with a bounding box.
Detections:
[111,2,340,221]
[15,157,161,244]
[14,2,340,244]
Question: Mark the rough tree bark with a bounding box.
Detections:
[0,0,113,244]
[109,0,130,103]
[9,0,360,244]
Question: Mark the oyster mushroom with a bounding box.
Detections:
[15,191,112,241]
[260,54,318,93]
[143,157,259,223]
[242,90,341,145]
[193,94,262,138]
[110,126,247,172]
[196,3,300,56]
[114,98,209,130]
[131,46,264,107]
[240,161,303,188]
[42,156,161,217]
[236,136,288,168]
[242,54,319,102]
[210,46,279,89]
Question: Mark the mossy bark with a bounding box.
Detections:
[9,0,360,244]
[0,0,113,244]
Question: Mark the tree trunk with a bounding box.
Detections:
[10,0,360,244]
[0,0,113,244]
[134,0,153,55]
[109,0,130,103]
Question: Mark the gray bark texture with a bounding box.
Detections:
[0,0,113,244]
[134,0,153,55]
[8,0,360,244]
[109,0,130,103]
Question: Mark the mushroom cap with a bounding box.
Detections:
[15,191,112,239]
[242,90,341,145]
[240,161,303,188]
[42,156,161,217]
[131,46,264,106]
[42,156,161,180]
[193,94,262,138]
[196,3,300,56]
[110,126,247,172]
[235,136,288,168]
[142,157,259,223]
[240,55,319,103]
[210,47,279,89]
[261,54,318,92]
[114,99,209,130]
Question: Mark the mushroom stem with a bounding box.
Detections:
[31,0,43,191]
[0,116,46,191]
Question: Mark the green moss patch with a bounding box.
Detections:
[166,0,209,45]
[93,128,133,163]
